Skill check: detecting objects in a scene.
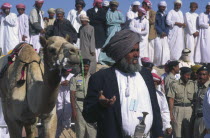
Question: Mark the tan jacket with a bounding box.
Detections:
[147,9,157,40]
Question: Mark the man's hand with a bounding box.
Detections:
[165,128,172,135]
[61,80,69,86]
[40,29,46,34]
[99,91,116,108]
[161,32,167,38]
[193,31,199,38]
[170,113,175,122]
[22,35,27,41]
[72,109,77,121]
[175,22,183,27]
[182,23,186,28]
[91,52,95,56]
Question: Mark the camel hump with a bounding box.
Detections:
[17,44,41,64]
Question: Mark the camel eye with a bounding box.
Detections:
[49,48,56,55]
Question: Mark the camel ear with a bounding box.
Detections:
[65,35,71,42]
[40,36,48,47]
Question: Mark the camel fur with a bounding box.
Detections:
[0,36,80,138]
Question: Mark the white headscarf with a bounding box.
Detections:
[207,2,210,6]
[158,1,167,7]
[132,1,141,6]
[174,0,182,5]
[128,1,141,11]
[103,1,109,7]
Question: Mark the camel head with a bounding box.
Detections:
[40,36,80,74]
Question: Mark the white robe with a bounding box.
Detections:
[56,73,74,130]
[185,12,199,63]
[166,9,185,60]
[67,9,86,49]
[129,17,149,61]
[0,98,10,138]
[126,10,138,21]
[18,14,30,43]
[0,13,19,55]
[194,12,210,63]
[156,90,171,131]
[67,9,86,33]
[115,69,153,136]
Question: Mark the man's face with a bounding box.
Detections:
[49,13,55,18]
[35,3,43,9]
[197,71,209,85]
[181,73,191,83]
[84,64,90,74]
[174,65,180,74]
[17,8,25,15]
[125,43,139,65]
[81,20,88,26]
[138,11,144,17]
[133,5,139,12]
[190,4,197,12]
[95,2,102,8]
[159,6,166,13]
[206,5,210,14]
[76,4,83,12]
[110,4,118,11]
[142,3,148,11]
[174,3,181,11]
[56,13,64,20]
[3,8,10,15]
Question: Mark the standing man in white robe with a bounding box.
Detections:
[195,3,210,64]
[56,69,74,137]
[29,0,45,53]
[129,7,149,60]
[67,0,86,49]
[166,0,185,60]
[126,1,141,21]
[152,73,172,136]
[0,3,19,55]
[142,0,157,62]
[185,2,199,63]
[16,4,30,43]
[154,1,170,67]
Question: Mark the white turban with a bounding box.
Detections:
[132,1,141,6]
[103,1,110,7]
[174,0,182,5]
[208,2,210,6]
[158,1,167,7]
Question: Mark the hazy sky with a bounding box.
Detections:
[0,0,209,16]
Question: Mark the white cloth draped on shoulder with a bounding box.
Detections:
[166,9,185,60]
[194,12,210,63]
[115,69,153,136]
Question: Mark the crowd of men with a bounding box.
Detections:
[0,0,210,138]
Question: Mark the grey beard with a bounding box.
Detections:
[115,58,141,73]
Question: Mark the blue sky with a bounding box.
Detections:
[0,0,209,16]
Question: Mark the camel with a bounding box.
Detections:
[0,36,80,138]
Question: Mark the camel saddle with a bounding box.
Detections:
[0,43,41,80]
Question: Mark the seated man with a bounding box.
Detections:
[83,29,163,138]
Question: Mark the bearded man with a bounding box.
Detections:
[83,29,163,138]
